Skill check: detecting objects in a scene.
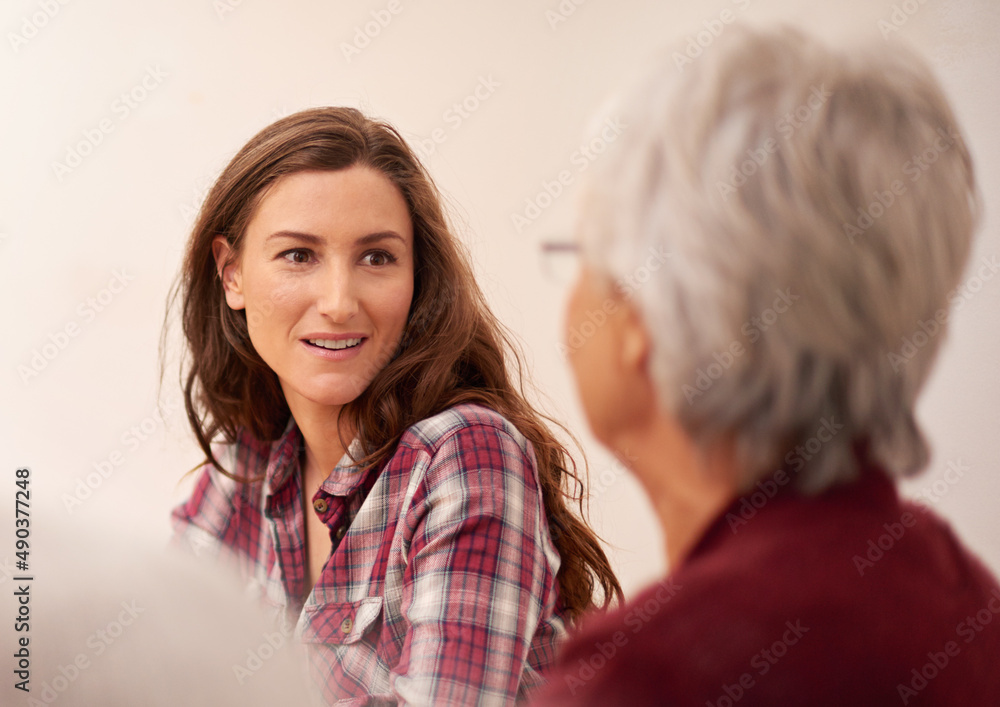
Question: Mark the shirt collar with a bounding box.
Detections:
[263,416,303,497]
[319,438,370,497]
[263,417,372,498]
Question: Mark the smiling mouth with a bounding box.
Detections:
[307,338,364,350]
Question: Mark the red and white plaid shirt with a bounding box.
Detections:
[172,403,567,706]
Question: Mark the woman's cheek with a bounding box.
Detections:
[371,277,414,331]
[246,278,299,334]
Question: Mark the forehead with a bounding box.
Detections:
[247,166,413,244]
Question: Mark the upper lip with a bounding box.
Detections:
[301,333,367,341]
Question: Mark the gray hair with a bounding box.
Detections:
[578,25,979,493]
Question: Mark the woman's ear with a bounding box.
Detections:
[614,294,660,428]
[212,236,245,310]
[619,298,651,383]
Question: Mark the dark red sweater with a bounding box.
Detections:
[534,468,1000,706]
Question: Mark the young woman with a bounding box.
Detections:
[169,107,620,705]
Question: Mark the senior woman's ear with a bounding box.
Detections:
[212,235,246,311]
[566,267,659,446]
[619,297,651,378]
[616,295,659,420]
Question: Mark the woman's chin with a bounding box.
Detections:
[280,380,369,414]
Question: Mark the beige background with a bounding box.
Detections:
[2,0,998,600]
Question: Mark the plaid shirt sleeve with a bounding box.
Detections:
[384,419,560,706]
[170,449,242,560]
[169,435,277,593]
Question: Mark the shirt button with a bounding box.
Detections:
[313,498,328,514]
[340,617,354,634]
[334,525,347,540]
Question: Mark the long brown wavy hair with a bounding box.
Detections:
[167,107,621,620]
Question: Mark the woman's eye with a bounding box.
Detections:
[281,249,312,264]
[363,250,396,267]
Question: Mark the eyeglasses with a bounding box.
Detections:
[538,239,581,286]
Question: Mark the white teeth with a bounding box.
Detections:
[308,338,362,350]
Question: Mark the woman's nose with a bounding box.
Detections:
[314,264,359,322]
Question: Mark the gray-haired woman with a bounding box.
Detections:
[535,24,1000,707]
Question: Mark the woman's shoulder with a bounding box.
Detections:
[173,426,287,535]
[394,404,541,485]
[192,426,286,497]
[401,402,529,454]
[390,403,547,519]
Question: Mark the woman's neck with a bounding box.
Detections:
[614,418,738,571]
[285,395,353,485]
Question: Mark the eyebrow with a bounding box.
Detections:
[265,230,408,247]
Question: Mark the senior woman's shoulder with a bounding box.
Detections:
[535,469,1000,706]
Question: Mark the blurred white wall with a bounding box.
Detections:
[2,0,998,614]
